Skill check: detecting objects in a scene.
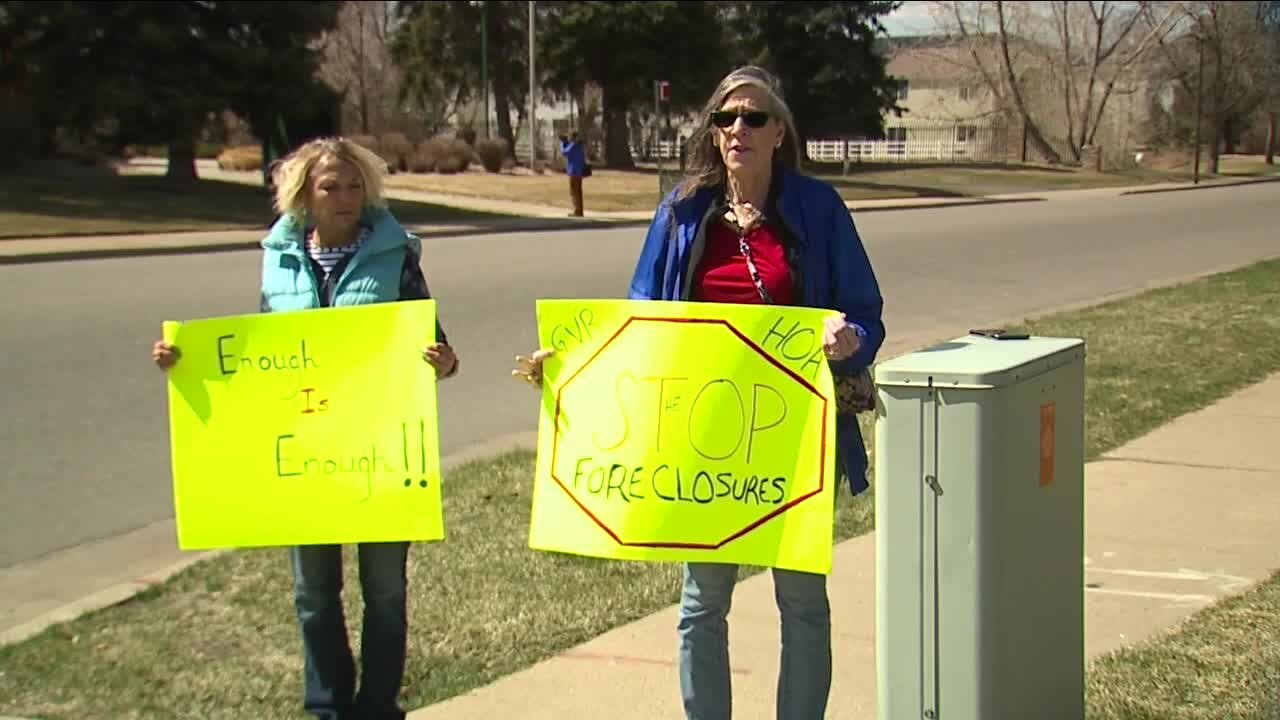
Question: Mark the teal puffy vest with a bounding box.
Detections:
[259,206,420,312]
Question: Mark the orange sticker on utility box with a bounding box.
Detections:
[1039,402,1056,487]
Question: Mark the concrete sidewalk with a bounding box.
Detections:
[405,372,1280,720]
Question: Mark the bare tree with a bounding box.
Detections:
[932,1,1062,162]
[1148,1,1272,173]
[929,1,1176,164]
[1260,1,1279,164]
[318,1,399,136]
[1050,2,1178,162]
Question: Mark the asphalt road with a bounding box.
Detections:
[1,182,1277,572]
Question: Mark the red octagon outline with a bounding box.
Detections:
[551,316,829,549]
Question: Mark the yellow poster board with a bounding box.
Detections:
[530,299,837,575]
[162,300,444,550]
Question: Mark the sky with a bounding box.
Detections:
[880,1,937,37]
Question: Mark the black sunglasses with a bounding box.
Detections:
[710,110,771,129]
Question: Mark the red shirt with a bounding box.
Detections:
[692,219,795,305]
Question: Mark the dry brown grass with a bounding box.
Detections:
[385,167,669,212]
[0,174,511,239]
[384,162,1211,213]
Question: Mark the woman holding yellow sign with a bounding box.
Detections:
[515,66,884,720]
[153,136,458,720]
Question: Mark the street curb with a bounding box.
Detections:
[0,224,266,240]
[1119,175,1280,195]
[0,218,652,266]
[0,240,264,265]
[0,197,1048,266]
[0,435,539,649]
[0,551,219,647]
[847,196,1046,213]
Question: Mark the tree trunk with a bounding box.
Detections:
[602,84,633,169]
[489,45,514,156]
[1221,115,1235,155]
[995,1,1062,164]
[487,5,516,157]
[1208,116,1222,175]
[166,138,198,182]
[1022,118,1062,165]
[357,5,369,135]
[494,87,515,158]
[1266,112,1276,165]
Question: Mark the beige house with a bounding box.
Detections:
[886,41,1004,124]
[876,38,1017,162]
[804,37,1016,164]
[876,35,1167,167]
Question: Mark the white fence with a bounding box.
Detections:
[807,139,988,163]
[806,123,1010,165]
[630,139,682,160]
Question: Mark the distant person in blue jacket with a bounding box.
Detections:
[516,65,885,719]
[559,130,587,216]
[153,136,458,720]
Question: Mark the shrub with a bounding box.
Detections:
[196,142,224,159]
[409,137,445,173]
[457,125,477,147]
[379,132,412,173]
[349,135,379,153]
[440,138,473,173]
[125,142,223,160]
[216,145,263,171]
[127,144,168,158]
[408,148,436,173]
[475,137,508,173]
[436,154,467,174]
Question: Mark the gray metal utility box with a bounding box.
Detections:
[873,333,1086,720]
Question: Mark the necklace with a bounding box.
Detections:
[723,199,764,234]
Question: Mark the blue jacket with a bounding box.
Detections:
[628,167,885,494]
[560,140,587,177]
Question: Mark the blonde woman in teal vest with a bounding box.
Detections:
[152,137,458,720]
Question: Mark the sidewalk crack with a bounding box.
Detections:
[1100,455,1278,474]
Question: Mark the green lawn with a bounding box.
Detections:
[2,259,1279,720]
[1086,570,1280,720]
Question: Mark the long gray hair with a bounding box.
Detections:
[674,66,802,203]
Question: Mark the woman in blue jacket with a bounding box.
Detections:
[516,65,883,719]
[154,137,458,720]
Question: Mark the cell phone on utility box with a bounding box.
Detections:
[969,328,1030,340]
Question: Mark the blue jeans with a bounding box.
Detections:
[290,542,410,720]
[678,562,832,720]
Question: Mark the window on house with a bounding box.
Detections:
[956,125,978,143]
[896,81,909,101]
[959,85,972,101]
[886,127,907,142]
